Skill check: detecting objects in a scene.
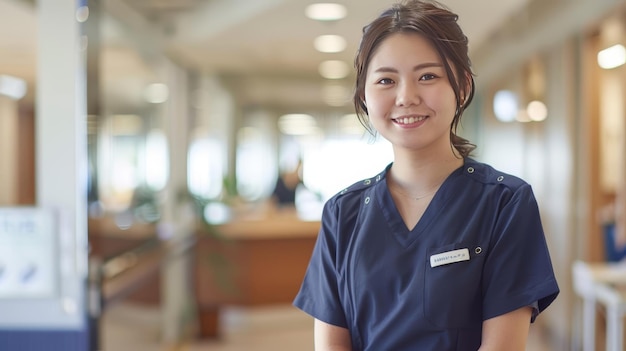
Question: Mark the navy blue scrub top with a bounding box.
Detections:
[293,159,559,351]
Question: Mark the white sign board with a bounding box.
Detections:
[0,208,57,299]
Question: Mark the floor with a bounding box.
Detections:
[101,303,554,351]
[101,303,313,351]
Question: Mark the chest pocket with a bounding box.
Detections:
[423,242,486,329]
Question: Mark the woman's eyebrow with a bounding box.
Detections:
[372,62,443,74]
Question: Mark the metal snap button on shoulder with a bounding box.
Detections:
[497,176,504,182]
[340,188,348,194]
[467,167,475,174]
[475,247,482,254]
[364,197,371,204]
[364,179,371,185]
[376,175,382,182]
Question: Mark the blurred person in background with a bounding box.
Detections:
[271,158,304,208]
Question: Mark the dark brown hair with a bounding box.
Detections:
[353,0,476,157]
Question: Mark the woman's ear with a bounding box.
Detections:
[359,94,368,111]
[460,72,473,105]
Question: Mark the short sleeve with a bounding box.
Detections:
[481,184,559,322]
[293,199,348,328]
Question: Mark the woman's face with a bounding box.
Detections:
[364,32,458,154]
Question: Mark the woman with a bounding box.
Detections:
[293,1,559,350]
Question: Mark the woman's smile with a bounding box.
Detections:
[392,114,428,127]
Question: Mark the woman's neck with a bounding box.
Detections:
[388,149,464,195]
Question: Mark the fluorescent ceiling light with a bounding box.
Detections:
[318,60,350,79]
[305,3,347,21]
[144,83,169,104]
[598,44,626,69]
[314,35,347,53]
[0,75,27,100]
[278,114,318,135]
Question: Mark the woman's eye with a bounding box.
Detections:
[420,74,437,81]
[377,78,394,85]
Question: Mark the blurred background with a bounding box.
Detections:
[1,0,626,350]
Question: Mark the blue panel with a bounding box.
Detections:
[0,330,88,351]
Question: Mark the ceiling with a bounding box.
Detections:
[0,0,531,114]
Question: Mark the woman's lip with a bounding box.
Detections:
[392,115,428,125]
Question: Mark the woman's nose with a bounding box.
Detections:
[395,80,420,107]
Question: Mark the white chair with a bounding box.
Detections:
[572,260,626,351]
[572,261,598,351]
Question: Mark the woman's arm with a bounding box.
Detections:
[314,318,352,351]
[478,306,533,351]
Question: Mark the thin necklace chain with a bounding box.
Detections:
[389,179,443,200]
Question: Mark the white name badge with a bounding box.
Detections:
[430,248,470,268]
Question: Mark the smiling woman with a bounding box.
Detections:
[2,1,617,350]
[293,1,559,350]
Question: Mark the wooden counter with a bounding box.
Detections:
[193,214,319,338]
[88,216,161,306]
[89,216,158,259]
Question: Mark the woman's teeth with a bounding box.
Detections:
[394,116,426,124]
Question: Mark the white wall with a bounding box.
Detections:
[474,39,579,349]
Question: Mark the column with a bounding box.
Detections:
[157,58,196,346]
[0,0,89,349]
[36,0,89,331]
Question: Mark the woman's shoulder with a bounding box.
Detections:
[463,158,529,191]
[326,166,390,205]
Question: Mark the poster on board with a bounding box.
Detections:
[0,207,57,299]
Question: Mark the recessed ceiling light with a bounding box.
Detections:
[492,90,518,123]
[144,83,169,104]
[318,60,350,79]
[278,114,318,135]
[526,100,548,122]
[598,44,626,69]
[314,34,347,53]
[305,3,347,21]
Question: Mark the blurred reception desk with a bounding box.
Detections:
[194,213,320,337]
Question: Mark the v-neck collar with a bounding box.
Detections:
[374,160,466,248]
